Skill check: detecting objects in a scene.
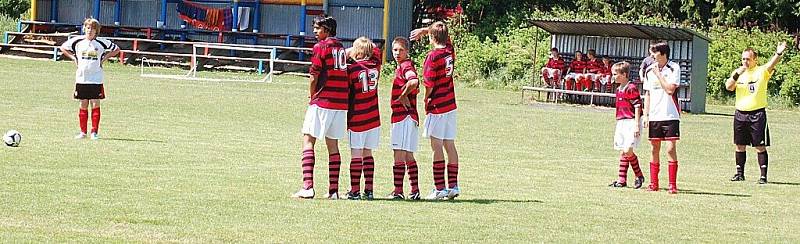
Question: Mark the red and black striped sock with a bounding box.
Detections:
[393,161,405,194]
[618,156,630,183]
[406,161,420,193]
[433,160,446,191]
[328,153,341,193]
[363,156,375,192]
[78,109,88,134]
[630,154,643,178]
[349,158,363,193]
[447,163,459,188]
[301,149,315,189]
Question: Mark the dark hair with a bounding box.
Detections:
[550,47,559,52]
[574,50,583,54]
[313,15,337,36]
[429,21,449,44]
[649,42,670,58]
[587,49,596,56]
[743,47,757,57]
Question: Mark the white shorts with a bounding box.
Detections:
[301,104,347,140]
[583,73,601,81]
[391,116,419,152]
[541,68,561,78]
[423,110,457,140]
[349,127,381,150]
[614,119,643,150]
[565,72,583,81]
[599,75,612,85]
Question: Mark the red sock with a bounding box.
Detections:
[393,161,405,194]
[630,154,643,178]
[91,107,101,133]
[447,163,459,188]
[406,161,419,193]
[668,161,678,190]
[617,156,630,183]
[78,109,88,133]
[649,162,660,190]
[301,149,315,189]
[433,160,446,191]
[363,156,375,192]
[328,153,341,193]
[349,158,363,193]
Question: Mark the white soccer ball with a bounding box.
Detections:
[3,130,21,147]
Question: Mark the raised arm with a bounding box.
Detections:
[766,42,787,72]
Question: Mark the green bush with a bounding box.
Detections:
[707,28,798,103]
[0,13,17,33]
[0,0,28,18]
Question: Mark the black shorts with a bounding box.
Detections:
[74,84,105,100]
[734,109,770,147]
[648,120,680,141]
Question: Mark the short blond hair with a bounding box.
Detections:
[612,61,630,77]
[428,21,448,45]
[349,37,373,60]
[83,18,101,32]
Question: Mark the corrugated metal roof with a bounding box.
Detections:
[530,18,710,42]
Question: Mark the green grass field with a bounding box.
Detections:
[1,57,799,242]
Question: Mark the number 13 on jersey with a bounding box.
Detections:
[358,69,379,93]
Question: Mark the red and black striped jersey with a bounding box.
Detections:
[586,59,605,74]
[391,59,420,123]
[309,37,349,110]
[423,40,457,115]
[545,58,566,72]
[346,59,381,132]
[568,59,587,73]
[600,62,613,75]
[616,82,642,120]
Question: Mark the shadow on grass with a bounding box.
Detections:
[768,181,800,186]
[101,137,166,143]
[368,198,544,204]
[680,189,751,198]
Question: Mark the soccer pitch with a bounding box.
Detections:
[1,58,799,242]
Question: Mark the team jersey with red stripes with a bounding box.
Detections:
[600,62,613,75]
[346,59,381,132]
[391,59,420,123]
[615,82,642,120]
[545,58,566,72]
[568,59,587,73]
[586,59,604,74]
[423,40,457,115]
[309,37,349,110]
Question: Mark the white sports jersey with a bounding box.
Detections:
[61,36,118,84]
[643,61,681,121]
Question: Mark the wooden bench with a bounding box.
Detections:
[522,86,616,105]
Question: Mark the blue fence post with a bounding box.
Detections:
[253,0,261,33]
[258,60,263,75]
[17,20,22,32]
[52,47,59,61]
[51,0,59,23]
[93,0,101,19]
[114,0,121,26]
[3,32,8,44]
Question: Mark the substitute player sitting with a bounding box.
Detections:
[541,48,566,88]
